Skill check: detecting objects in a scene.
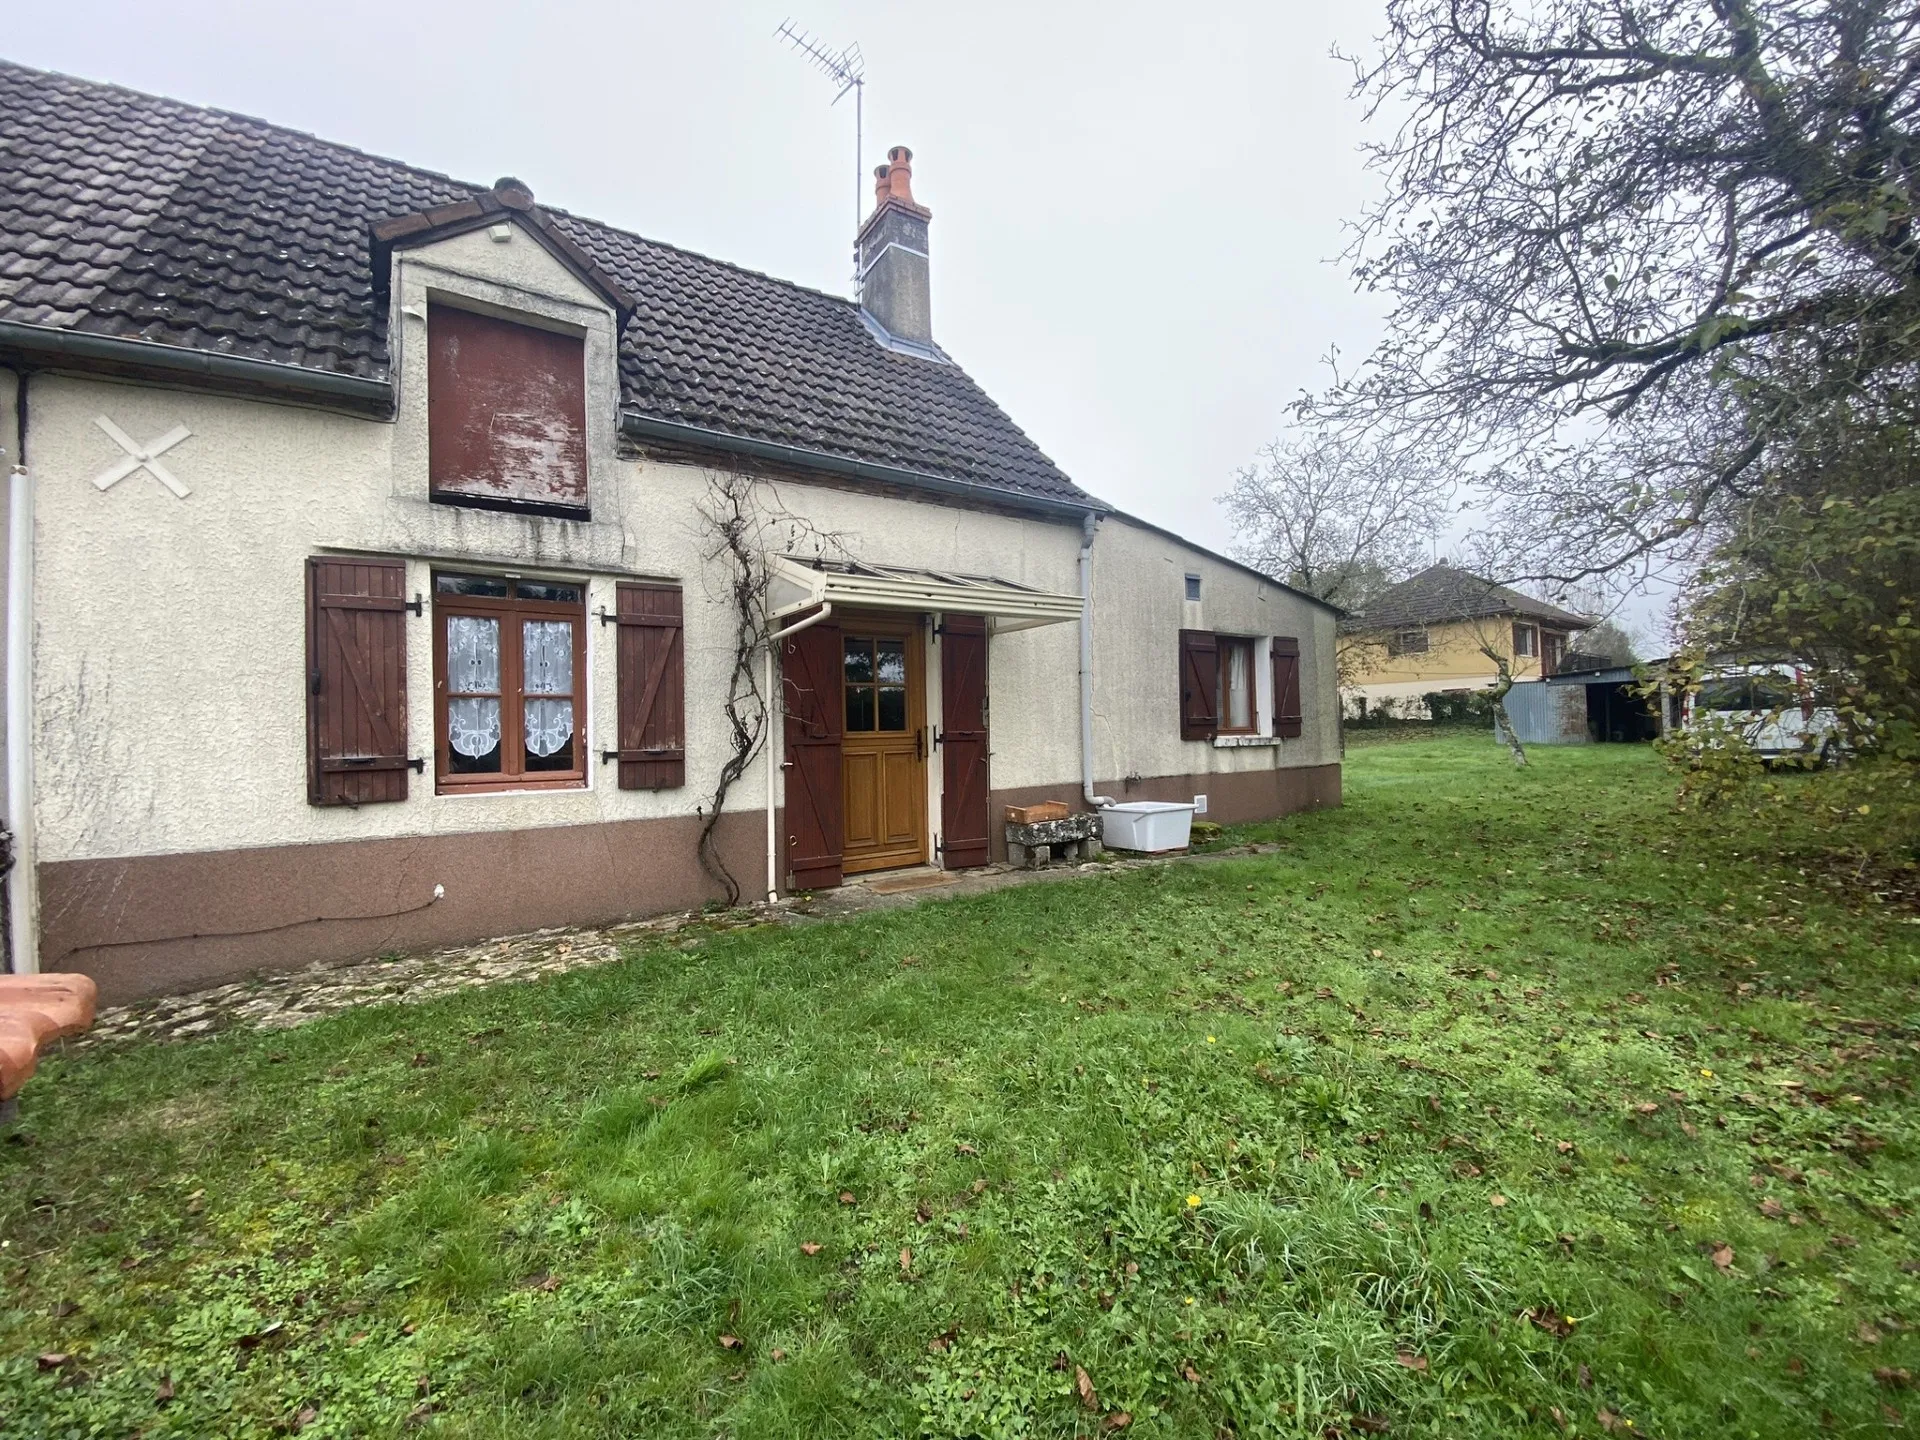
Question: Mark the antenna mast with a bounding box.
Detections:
[774,18,866,272]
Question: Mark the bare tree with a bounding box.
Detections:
[1319,0,1920,588]
[1220,429,1452,610]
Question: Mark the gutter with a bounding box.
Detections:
[620,411,1103,523]
[1079,512,1115,810]
[5,372,34,973]
[0,321,393,415]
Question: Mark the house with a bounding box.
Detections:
[0,62,1342,1002]
[1339,563,1592,718]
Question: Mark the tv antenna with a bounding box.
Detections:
[774,19,866,249]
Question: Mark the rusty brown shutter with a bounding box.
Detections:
[1178,629,1218,740]
[428,304,588,514]
[1272,636,1303,739]
[307,557,410,806]
[614,583,685,789]
[939,614,991,870]
[782,617,844,889]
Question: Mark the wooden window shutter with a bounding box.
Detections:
[1178,629,1218,740]
[428,304,588,515]
[306,557,411,806]
[1272,636,1303,739]
[614,582,685,789]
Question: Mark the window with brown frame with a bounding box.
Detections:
[433,573,587,791]
[1513,622,1538,657]
[1541,629,1568,677]
[1386,627,1430,656]
[1217,636,1258,734]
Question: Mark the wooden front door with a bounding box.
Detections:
[841,621,928,874]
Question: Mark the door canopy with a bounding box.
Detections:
[767,555,1082,633]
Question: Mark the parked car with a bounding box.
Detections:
[1682,664,1845,764]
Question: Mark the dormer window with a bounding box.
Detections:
[427,303,588,517]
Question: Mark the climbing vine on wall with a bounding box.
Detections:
[692,470,847,904]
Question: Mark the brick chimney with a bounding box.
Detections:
[856,146,933,347]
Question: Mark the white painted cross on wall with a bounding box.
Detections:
[92,416,192,498]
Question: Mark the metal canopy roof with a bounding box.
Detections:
[767,555,1083,633]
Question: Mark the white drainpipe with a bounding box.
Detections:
[1079,513,1114,810]
[764,602,833,903]
[6,389,36,973]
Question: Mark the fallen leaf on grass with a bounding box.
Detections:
[155,1375,174,1404]
[1180,1363,1202,1384]
[288,1406,319,1434]
[838,1191,856,1206]
[770,1348,787,1362]
[718,1335,742,1351]
[236,1321,284,1350]
[36,1352,71,1371]
[1103,1413,1132,1431]
[1711,1244,1735,1271]
[900,1248,913,1274]
[1858,1322,1883,1345]
[1395,1351,1428,1372]
[1596,1408,1627,1432]
[1633,1102,1660,1115]
[1489,1194,1508,1208]
[1759,1198,1785,1218]
[1876,1367,1912,1389]
[1077,1366,1099,1410]
[1351,1416,1389,1436]
[1555,1140,1575,1154]
[799,1242,822,1256]
[955,1142,977,1155]
[521,1271,560,1293]
[929,1326,959,1354]
[1525,1307,1576,1338]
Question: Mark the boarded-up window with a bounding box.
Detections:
[614,583,685,789]
[1272,636,1303,739]
[1178,629,1218,741]
[307,557,411,806]
[428,304,588,515]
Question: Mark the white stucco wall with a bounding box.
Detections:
[13,221,1335,870]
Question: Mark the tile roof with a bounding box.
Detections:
[1342,563,1592,633]
[0,60,1096,511]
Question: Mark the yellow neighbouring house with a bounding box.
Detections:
[1339,563,1593,719]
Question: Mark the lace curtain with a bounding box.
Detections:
[446,616,501,758]
[522,620,574,758]
[1225,642,1252,730]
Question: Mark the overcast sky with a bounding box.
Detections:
[12,1,1401,547]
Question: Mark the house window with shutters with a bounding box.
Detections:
[427,304,589,517]
[1217,636,1258,734]
[1513,622,1537,657]
[432,573,587,792]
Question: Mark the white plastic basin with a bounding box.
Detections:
[1100,801,1195,853]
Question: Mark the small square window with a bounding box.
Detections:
[1184,574,1202,602]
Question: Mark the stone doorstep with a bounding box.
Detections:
[68,839,1288,1051]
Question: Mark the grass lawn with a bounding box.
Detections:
[4,738,1918,1438]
